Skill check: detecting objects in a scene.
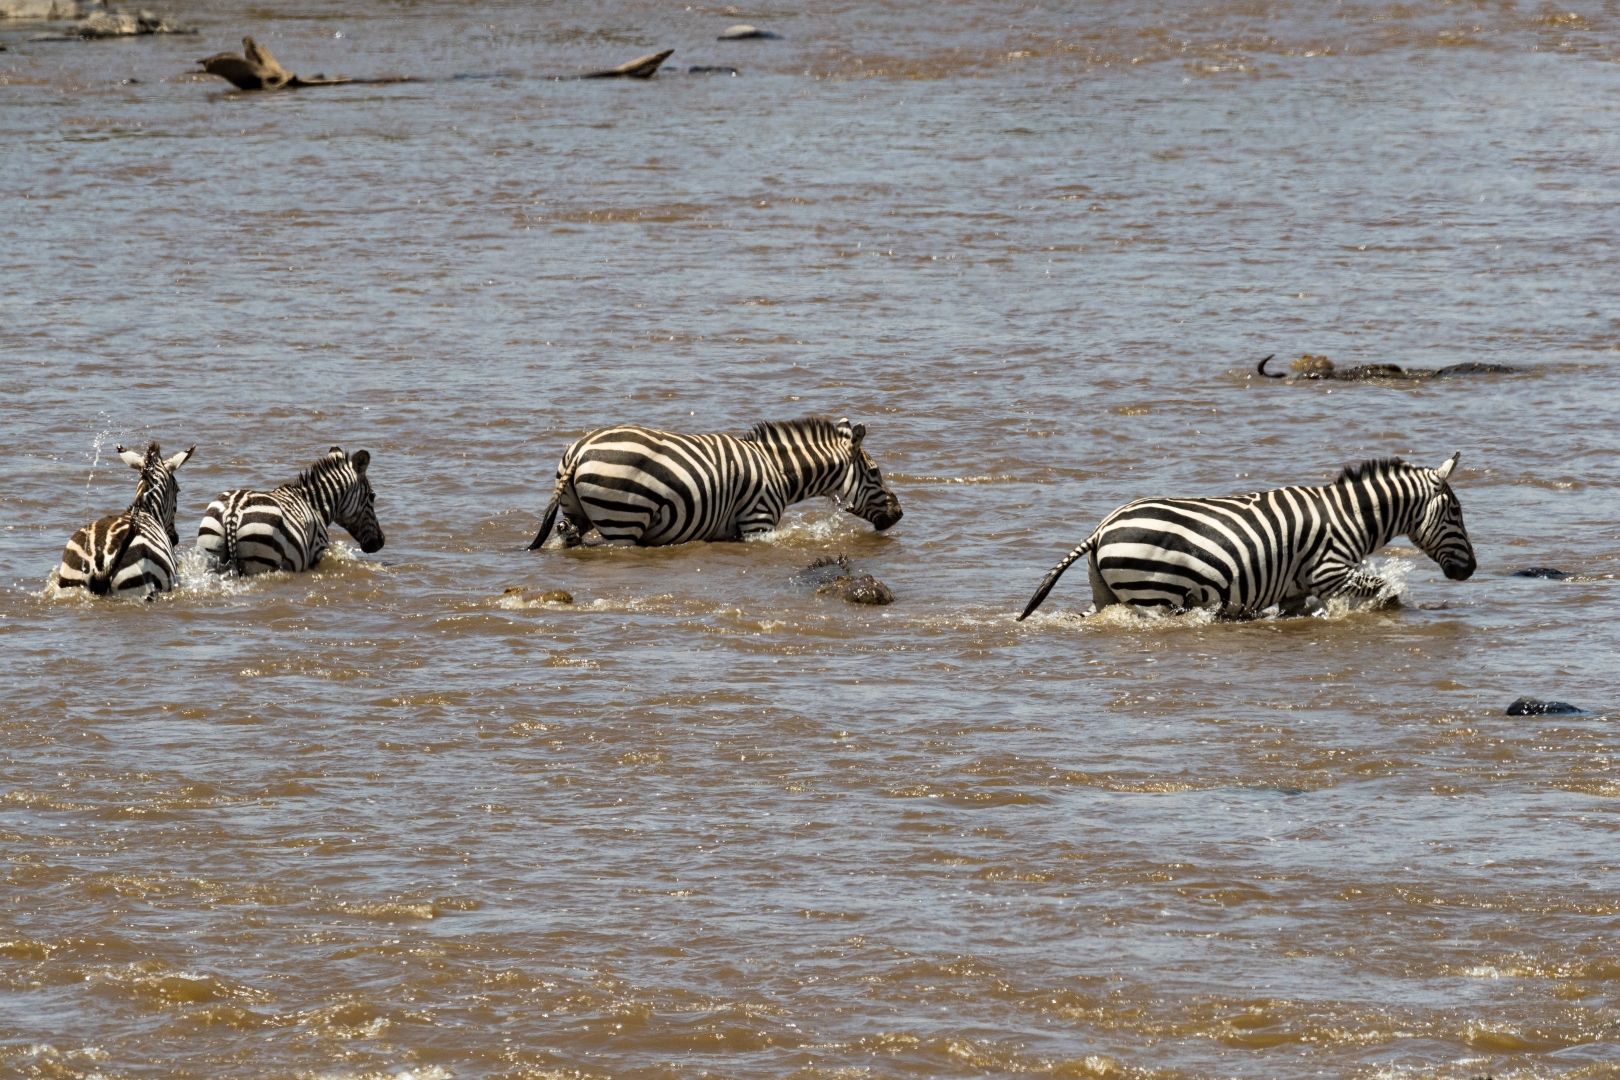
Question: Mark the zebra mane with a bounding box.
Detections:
[131,443,167,507]
[1334,457,1407,485]
[293,450,351,490]
[740,416,843,445]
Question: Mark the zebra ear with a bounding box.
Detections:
[164,445,195,471]
[329,445,345,457]
[351,449,371,475]
[850,423,866,449]
[1435,452,1460,481]
[118,446,144,469]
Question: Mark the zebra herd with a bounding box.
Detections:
[58,445,383,597]
[55,416,1476,620]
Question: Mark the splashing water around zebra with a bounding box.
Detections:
[527,416,902,549]
[56,442,196,599]
[1018,454,1475,621]
[197,447,385,576]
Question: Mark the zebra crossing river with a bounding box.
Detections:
[2,1,1618,1077]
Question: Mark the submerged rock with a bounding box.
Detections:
[718,24,780,39]
[796,555,894,606]
[580,48,673,79]
[1257,354,1519,382]
[1505,696,1585,716]
[26,4,188,38]
[1511,567,1572,580]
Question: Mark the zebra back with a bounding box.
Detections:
[58,441,194,597]
[1018,453,1474,620]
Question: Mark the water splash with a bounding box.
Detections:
[80,412,131,527]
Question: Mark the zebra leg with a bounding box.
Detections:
[1086,554,1119,617]
[1277,592,1322,617]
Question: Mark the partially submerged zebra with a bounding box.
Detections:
[57,442,195,598]
[528,416,902,548]
[198,447,384,575]
[1018,455,1475,621]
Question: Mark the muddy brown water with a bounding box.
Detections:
[2,2,1618,1077]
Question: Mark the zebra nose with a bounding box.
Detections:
[1444,558,1475,581]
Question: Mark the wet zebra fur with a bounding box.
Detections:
[528,416,902,548]
[198,447,384,575]
[56,443,195,597]
[1018,454,1476,620]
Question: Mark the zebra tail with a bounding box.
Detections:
[224,508,241,575]
[1017,536,1098,621]
[89,514,138,597]
[1256,354,1284,378]
[527,491,562,551]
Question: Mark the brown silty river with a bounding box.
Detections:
[2,1,1618,1077]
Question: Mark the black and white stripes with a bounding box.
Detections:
[528,416,902,548]
[56,443,194,598]
[198,447,385,575]
[1018,455,1476,620]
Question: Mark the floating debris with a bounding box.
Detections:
[197,36,412,89]
[580,48,673,79]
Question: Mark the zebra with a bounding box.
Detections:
[197,446,384,575]
[1017,454,1476,621]
[527,416,902,549]
[56,442,195,597]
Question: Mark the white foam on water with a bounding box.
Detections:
[745,498,852,544]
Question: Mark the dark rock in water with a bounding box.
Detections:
[687,65,738,75]
[580,49,673,79]
[719,24,779,39]
[796,555,894,605]
[32,7,191,39]
[1512,567,1572,580]
[1505,696,1585,716]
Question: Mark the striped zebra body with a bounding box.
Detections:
[56,443,194,598]
[198,447,384,575]
[1018,455,1475,620]
[528,416,901,549]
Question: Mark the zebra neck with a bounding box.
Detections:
[1326,477,1421,557]
[289,474,341,524]
[763,446,846,505]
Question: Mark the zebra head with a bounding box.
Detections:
[118,442,194,545]
[838,419,903,531]
[325,447,386,554]
[1410,452,1475,581]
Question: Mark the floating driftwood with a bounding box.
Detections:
[579,48,673,79]
[196,36,415,90]
[1256,353,1518,383]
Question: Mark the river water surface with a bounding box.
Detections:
[2,2,1619,1078]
